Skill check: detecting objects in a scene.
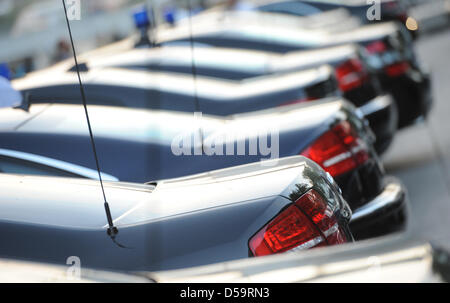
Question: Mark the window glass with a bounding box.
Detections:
[0,155,85,178]
[259,2,323,16]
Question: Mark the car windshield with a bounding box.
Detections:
[0,0,449,283]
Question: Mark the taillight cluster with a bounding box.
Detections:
[385,61,410,77]
[335,58,368,92]
[249,189,347,257]
[365,40,410,77]
[301,121,370,177]
[397,13,409,24]
[381,1,409,23]
[365,41,387,54]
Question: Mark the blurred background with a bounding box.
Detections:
[0,0,217,77]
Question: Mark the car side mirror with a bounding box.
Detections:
[0,77,22,109]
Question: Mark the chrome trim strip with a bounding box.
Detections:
[351,181,404,223]
[0,148,119,181]
[358,94,393,117]
[323,223,340,238]
[323,145,366,168]
[288,237,324,253]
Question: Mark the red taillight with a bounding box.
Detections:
[249,189,347,257]
[383,1,398,9]
[301,121,370,177]
[365,41,388,54]
[381,1,408,23]
[385,61,410,77]
[335,58,368,92]
[249,205,322,256]
[365,40,410,77]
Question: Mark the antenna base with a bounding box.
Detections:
[107,226,119,237]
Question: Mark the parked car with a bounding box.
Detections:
[0,257,150,282]
[157,11,432,128]
[256,0,418,38]
[0,156,354,272]
[150,236,450,283]
[14,62,338,110]
[70,43,397,153]
[0,98,407,239]
[14,62,396,154]
[2,237,449,283]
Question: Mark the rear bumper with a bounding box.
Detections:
[349,177,407,240]
[380,66,433,128]
[359,94,398,154]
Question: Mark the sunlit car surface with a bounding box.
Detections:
[157,11,432,128]
[0,98,406,240]
[256,0,417,37]
[0,156,353,271]
[14,64,338,114]
[13,59,396,154]
[65,43,397,153]
[150,236,449,283]
[1,237,448,283]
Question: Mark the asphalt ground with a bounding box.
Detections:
[383,27,450,250]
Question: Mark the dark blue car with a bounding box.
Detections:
[0,99,407,240]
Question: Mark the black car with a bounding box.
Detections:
[14,60,396,153]
[0,99,407,239]
[14,64,339,114]
[0,156,353,272]
[157,11,432,128]
[150,237,448,283]
[256,0,418,38]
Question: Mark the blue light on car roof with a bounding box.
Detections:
[163,7,176,25]
[133,6,150,29]
[0,63,11,80]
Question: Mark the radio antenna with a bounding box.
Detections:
[186,0,205,153]
[61,0,127,248]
